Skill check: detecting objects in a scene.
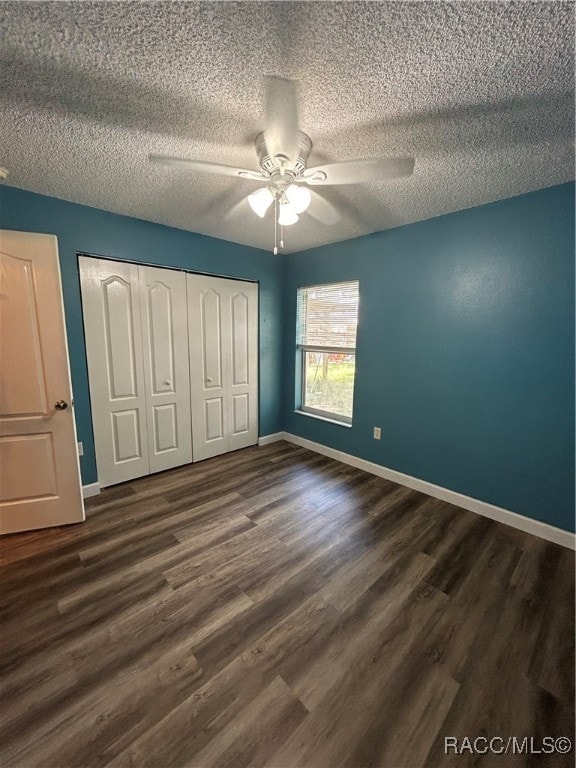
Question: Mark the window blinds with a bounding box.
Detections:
[297,281,359,348]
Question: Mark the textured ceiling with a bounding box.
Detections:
[0,1,574,254]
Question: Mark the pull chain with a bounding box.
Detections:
[273,197,278,255]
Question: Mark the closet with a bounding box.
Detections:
[79,256,258,487]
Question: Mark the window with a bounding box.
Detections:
[296,281,359,424]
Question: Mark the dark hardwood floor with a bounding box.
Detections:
[1,441,574,768]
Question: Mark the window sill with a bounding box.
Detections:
[294,410,353,428]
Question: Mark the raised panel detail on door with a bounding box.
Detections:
[153,404,178,453]
[188,276,229,461]
[111,410,142,462]
[80,257,149,486]
[147,282,173,395]
[232,393,249,435]
[0,253,47,416]
[231,292,249,386]
[139,265,192,473]
[227,281,258,452]
[103,277,138,399]
[0,434,57,501]
[201,289,223,389]
[204,398,224,441]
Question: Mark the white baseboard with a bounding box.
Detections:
[282,433,575,551]
[258,432,287,446]
[82,482,101,499]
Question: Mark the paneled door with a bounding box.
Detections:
[0,230,84,534]
[80,257,149,486]
[227,282,259,452]
[187,274,258,461]
[138,265,192,473]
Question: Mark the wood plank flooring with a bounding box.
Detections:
[1,441,574,767]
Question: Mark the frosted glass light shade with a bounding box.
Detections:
[285,184,312,213]
[278,202,299,226]
[248,187,274,218]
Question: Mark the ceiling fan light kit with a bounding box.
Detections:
[285,183,311,213]
[278,201,299,226]
[248,187,274,218]
[148,77,415,252]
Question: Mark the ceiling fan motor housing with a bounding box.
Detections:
[255,131,312,179]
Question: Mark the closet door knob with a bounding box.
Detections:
[55,400,68,410]
[164,380,171,386]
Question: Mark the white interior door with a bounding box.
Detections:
[138,265,192,473]
[79,257,149,487]
[188,275,229,461]
[228,282,259,452]
[0,230,84,534]
[188,274,258,462]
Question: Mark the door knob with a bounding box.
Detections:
[164,380,171,386]
[55,400,68,410]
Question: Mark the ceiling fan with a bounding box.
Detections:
[149,77,415,252]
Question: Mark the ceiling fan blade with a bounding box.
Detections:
[148,154,266,181]
[306,189,341,226]
[303,157,415,185]
[263,76,299,168]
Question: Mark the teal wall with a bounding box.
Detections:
[1,183,573,532]
[0,186,283,485]
[283,184,575,533]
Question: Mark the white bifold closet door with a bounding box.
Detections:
[80,257,258,486]
[187,274,258,461]
[139,265,193,473]
[80,257,192,486]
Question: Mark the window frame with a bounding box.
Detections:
[296,282,359,426]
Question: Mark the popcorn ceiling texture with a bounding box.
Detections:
[0,1,573,253]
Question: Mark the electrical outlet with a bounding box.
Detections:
[373,427,381,440]
[77,442,83,456]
